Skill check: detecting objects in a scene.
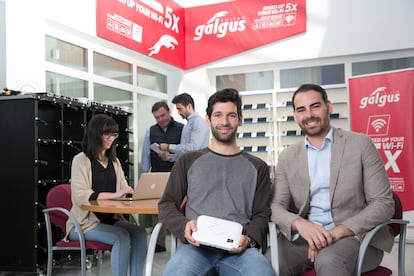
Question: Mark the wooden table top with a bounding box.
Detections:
[82,198,159,214]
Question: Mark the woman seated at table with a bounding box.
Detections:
[66,113,147,276]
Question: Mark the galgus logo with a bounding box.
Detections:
[360,86,400,109]
[193,11,246,41]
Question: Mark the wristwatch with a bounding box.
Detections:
[245,235,257,248]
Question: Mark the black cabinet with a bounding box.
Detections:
[0,93,132,273]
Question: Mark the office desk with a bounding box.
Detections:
[82,198,159,214]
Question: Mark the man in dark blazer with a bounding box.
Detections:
[271,84,394,276]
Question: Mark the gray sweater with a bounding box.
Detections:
[158,147,272,249]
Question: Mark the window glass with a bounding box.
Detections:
[245,71,274,91]
[280,64,345,89]
[217,73,245,91]
[352,57,414,76]
[216,71,273,91]
[94,83,133,111]
[45,35,87,71]
[93,52,133,84]
[137,67,167,93]
[46,71,87,98]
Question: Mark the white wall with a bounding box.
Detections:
[4,0,414,105]
[5,0,45,92]
[44,0,96,36]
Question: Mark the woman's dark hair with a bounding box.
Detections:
[206,88,242,119]
[292,83,328,110]
[82,114,119,162]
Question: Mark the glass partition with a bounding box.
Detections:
[46,71,87,98]
[94,52,133,84]
[137,66,167,93]
[280,64,345,89]
[216,71,273,91]
[352,57,414,76]
[45,35,87,72]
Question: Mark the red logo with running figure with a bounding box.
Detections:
[148,35,179,56]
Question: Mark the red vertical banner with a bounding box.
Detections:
[349,69,414,239]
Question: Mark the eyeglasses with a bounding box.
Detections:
[103,132,119,139]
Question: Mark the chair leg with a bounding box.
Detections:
[80,247,87,276]
[398,225,407,276]
[268,222,279,275]
[145,222,163,276]
[96,250,103,276]
[44,214,54,276]
[46,248,53,276]
[170,233,177,255]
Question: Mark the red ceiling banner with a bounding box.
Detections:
[96,0,307,69]
[184,0,306,69]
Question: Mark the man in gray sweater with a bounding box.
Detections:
[158,88,275,275]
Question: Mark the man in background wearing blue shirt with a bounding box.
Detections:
[159,93,210,158]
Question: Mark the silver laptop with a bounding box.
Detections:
[192,215,243,251]
[112,172,170,201]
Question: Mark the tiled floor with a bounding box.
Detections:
[1,235,413,275]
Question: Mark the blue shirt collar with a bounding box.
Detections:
[305,128,333,150]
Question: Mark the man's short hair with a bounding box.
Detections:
[292,84,328,110]
[206,88,242,119]
[152,101,169,113]
[172,93,195,108]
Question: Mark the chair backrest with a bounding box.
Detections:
[390,191,403,237]
[45,184,72,234]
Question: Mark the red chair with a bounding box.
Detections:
[302,191,409,276]
[43,184,112,276]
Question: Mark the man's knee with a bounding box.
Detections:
[314,254,355,276]
[314,240,359,276]
[314,252,344,270]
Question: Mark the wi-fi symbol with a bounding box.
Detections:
[285,15,295,24]
[371,118,387,132]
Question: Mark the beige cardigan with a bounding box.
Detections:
[65,152,129,239]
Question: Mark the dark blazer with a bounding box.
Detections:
[149,119,183,172]
[271,128,394,252]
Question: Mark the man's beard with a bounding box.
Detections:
[300,116,327,136]
[211,125,237,144]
